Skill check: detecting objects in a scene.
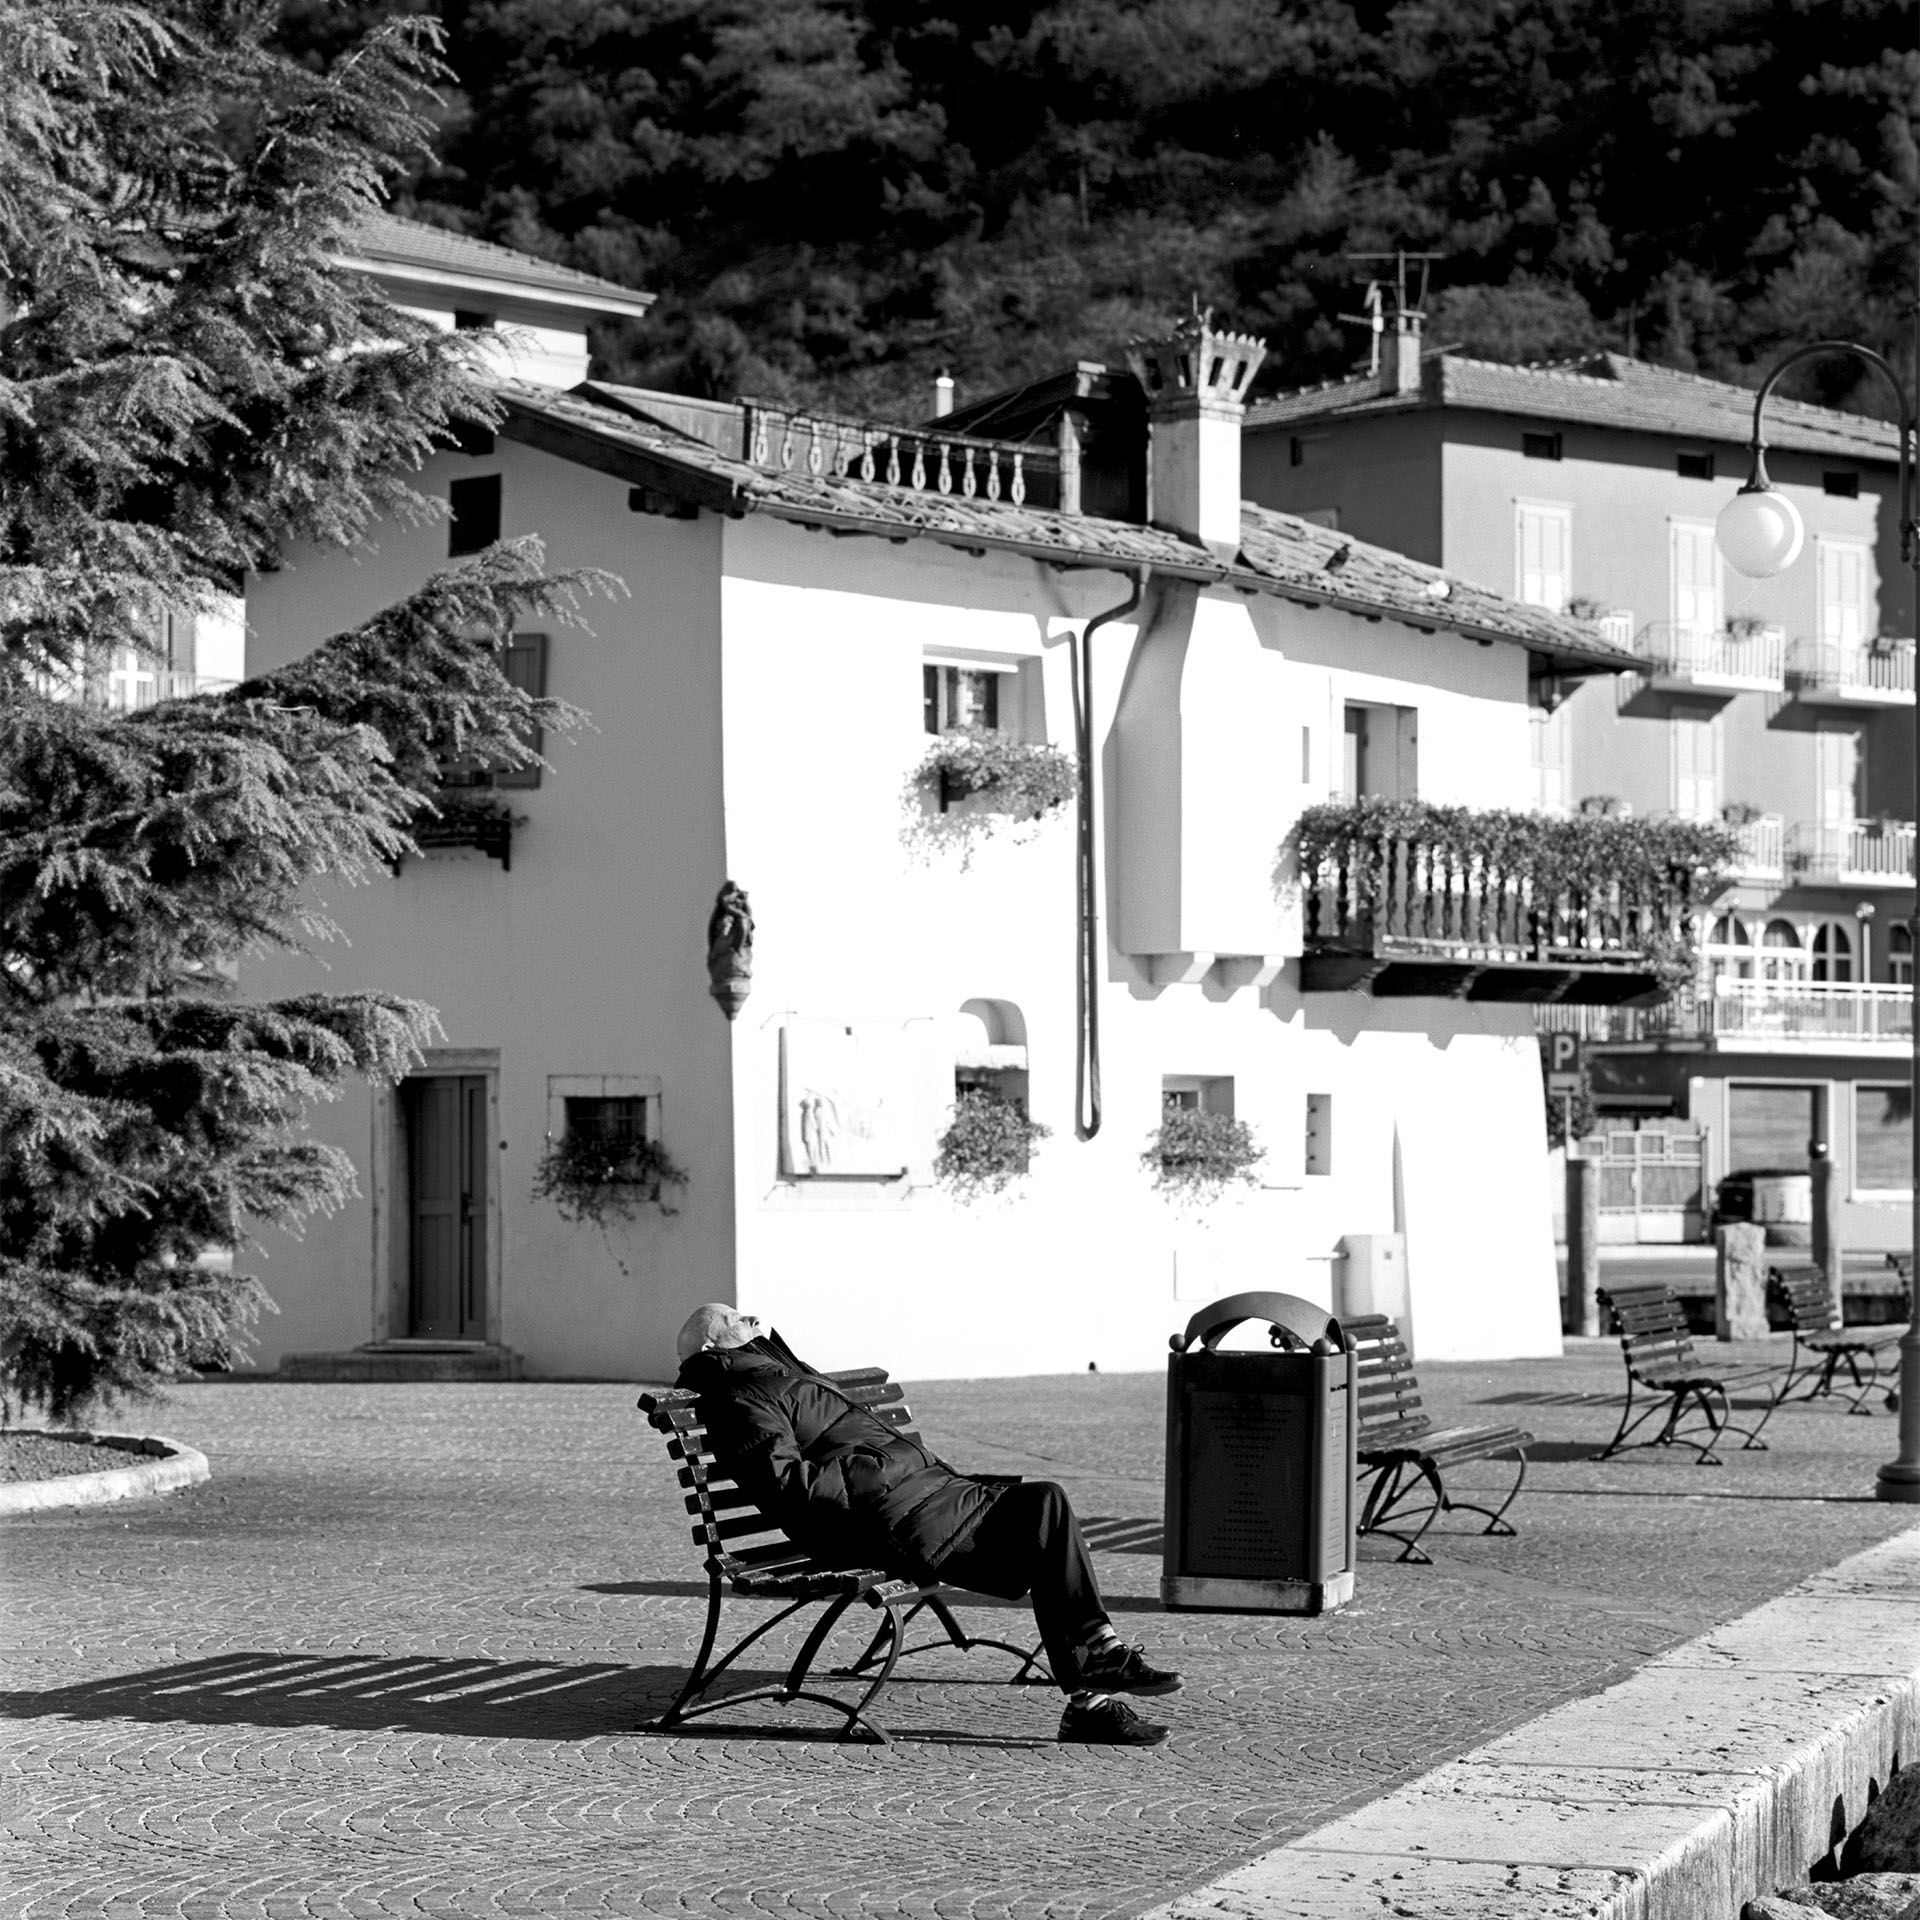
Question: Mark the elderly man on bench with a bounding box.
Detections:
[675,1302,1180,1746]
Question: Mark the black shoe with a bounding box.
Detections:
[1079,1642,1183,1696]
[1058,1696,1169,1746]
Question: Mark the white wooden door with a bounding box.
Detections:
[1816,728,1863,829]
[1670,712,1721,821]
[1670,521,1721,652]
[1516,504,1571,611]
[1818,540,1868,649]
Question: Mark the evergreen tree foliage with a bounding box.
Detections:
[1,1,584,1421]
[274,0,1920,421]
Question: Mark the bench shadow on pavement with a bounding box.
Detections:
[0,1650,1050,1747]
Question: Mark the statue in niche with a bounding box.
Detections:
[706,881,754,1018]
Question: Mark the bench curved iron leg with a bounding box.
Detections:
[657,1572,727,1729]
[836,1591,1050,1686]
[1439,1449,1529,1538]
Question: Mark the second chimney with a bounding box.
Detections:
[1381,309,1423,395]
[1124,313,1267,561]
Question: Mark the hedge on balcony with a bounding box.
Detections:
[1293,799,1738,991]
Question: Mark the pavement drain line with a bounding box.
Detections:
[0,1432,211,1515]
[1142,1521,1920,1920]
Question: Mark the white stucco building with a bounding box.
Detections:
[242,227,1644,1383]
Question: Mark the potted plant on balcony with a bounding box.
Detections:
[1720,801,1763,828]
[904,728,1078,868]
[933,1085,1050,1201]
[1144,1105,1264,1204]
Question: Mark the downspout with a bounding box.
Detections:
[1070,566,1149,1140]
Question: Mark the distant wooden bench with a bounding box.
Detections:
[1767,1265,1904,1415]
[638,1367,1046,1744]
[1596,1282,1780,1464]
[1345,1314,1532,1562]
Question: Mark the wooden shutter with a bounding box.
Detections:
[492,632,547,789]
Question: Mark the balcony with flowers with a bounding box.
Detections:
[1296,800,1736,1004]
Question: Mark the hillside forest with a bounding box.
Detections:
[274,0,1920,423]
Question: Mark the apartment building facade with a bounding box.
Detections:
[1243,328,1914,1248]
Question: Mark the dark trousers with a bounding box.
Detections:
[933,1480,1107,1694]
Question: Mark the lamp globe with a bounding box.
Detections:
[1717,486,1805,578]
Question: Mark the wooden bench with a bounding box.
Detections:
[1767,1265,1904,1415]
[638,1366,1046,1744]
[1596,1282,1780,1464]
[1345,1314,1532,1562]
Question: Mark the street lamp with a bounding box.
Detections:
[1715,337,1920,1501]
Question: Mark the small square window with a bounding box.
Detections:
[1676,450,1715,481]
[454,309,496,332]
[1162,1075,1233,1117]
[924,662,1006,734]
[1522,431,1562,461]
[1824,470,1860,499]
[450,420,496,458]
[1290,436,1308,468]
[448,474,502,556]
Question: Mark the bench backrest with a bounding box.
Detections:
[1767,1264,1836,1332]
[1597,1282,1696,1374]
[638,1367,917,1578]
[1344,1313,1433,1447]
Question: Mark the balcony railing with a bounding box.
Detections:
[1785,636,1916,707]
[1787,820,1916,886]
[1542,978,1913,1046]
[1625,620,1786,697]
[738,400,1064,511]
[1726,812,1785,880]
[1296,803,1725,1003]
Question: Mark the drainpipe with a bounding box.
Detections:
[1070,566,1149,1140]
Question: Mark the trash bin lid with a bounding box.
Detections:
[1172,1290,1347,1355]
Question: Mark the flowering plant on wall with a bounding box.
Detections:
[918,729,1078,814]
[933,1086,1050,1200]
[1145,1107,1264,1204]
[902,729,1078,868]
[532,1130,688,1226]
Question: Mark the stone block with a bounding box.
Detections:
[1719,1222,1771,1341]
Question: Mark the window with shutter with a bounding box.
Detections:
[492,632,547,789]
[1515,502,1572,612]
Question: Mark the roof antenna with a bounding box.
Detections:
[1341,251,1442,376]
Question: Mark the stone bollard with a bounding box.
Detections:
[1565,1155,1601,1337]
[1716,1223,1770,1341]
[1811,1145,1844,1325]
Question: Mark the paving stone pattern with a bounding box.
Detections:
[3,1341,1916,1919]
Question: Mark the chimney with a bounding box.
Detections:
[932,372,955,418]
[1124,311,1267,560]
[1382,308,1423,395]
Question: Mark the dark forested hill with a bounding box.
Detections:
[276,0,1918,420]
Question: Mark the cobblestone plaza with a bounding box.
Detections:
[4,1347,1916,1919]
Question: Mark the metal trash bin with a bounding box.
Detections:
[1161,1290,1356,1615]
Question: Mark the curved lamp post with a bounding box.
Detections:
[1715,338,1920,1501]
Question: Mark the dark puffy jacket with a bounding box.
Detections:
[678,1336,999,1582]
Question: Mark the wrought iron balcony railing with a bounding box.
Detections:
[1619,621,1786,708]
[738,400,1064,510]
[1787,820,1916,886]
[1784,636,1916,707]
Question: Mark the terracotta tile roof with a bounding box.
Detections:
[343,213,656,316]
[1245,350,1898,463]
[497,381,1635,671]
